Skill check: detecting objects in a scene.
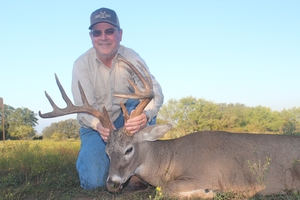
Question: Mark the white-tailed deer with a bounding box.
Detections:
[40,58,300,199]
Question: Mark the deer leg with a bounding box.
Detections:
[123,175,149,191]
[292,160,300,181]
[162,179,218,199]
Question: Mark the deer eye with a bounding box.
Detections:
[125,147,133,155]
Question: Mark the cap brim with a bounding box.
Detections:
[89,21,119,29]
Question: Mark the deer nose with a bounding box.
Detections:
[106,178,122,192]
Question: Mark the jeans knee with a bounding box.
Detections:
[77,160,109,190]
[77,127,109,190]
[79,175,106,190]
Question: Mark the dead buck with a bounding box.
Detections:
[39,58,300,199]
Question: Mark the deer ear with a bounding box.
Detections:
[137,124,172,142]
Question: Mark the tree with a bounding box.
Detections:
[8,107,38,127]
[158,98,182,126]
[0,104,14,139]
[245,106,282,133]
[0,105,38,139]
[281,107,300,135]
[218,103,248,132]
[158,97,222,137]
[10,125,36,139]
[42,118,80,139]
[50,131,68,140]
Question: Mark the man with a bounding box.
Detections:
[72,7,164,190]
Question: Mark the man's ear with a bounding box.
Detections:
[137,124,172,142]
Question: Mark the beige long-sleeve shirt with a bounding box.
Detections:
[72,45,164,130]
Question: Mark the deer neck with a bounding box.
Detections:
[135,140,178,186]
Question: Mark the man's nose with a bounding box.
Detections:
[99,32,108,40]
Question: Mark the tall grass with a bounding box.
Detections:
[0,140,82,199]
[0,140,155,200]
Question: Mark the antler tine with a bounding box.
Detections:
[39,74,113,131]
[38,74,71,118]
[115,57,154,99]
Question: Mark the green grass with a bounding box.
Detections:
[0,140,157,200]
[0,140,81,199]
[0,140,300,200]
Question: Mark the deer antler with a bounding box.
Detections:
[114,58,154,135]
[39,74,113,131]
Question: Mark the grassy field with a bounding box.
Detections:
[0,140,158,200]
[1,140,300,200]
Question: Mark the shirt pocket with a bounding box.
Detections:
[94,85,107,105]
[114,70,134,95]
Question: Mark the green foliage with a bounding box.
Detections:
[244,106,283,133]
[0,105,38,140]
[159,97,220,136]
[158,96,300,138]
[281,107,300,135]
[219,103,248,131]
[42,118,80,139]
[282,120,297,135]
[0,104,15,139]
[9,125,36,140]
[7,107,38,127]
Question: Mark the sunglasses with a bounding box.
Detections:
[90,28,119,37]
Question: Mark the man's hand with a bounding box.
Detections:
[124,111,148,135]
[96,122,116,142]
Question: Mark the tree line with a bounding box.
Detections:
[157,96,300,139]
[0,104,80,140]
[1,97,300,140]
[42,119,80,140]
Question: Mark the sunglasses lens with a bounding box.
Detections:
[91,28,118,37]
[105,28,116,35]
[92,30,102,37]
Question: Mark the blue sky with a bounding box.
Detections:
[1,1,299,133]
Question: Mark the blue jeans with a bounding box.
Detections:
[76,99,156,190]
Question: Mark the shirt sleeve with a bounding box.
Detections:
[146,73,164,122]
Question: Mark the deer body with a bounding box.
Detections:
[106,124,300,198]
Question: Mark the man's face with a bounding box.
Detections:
[90,22,123,62]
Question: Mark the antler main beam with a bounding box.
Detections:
[39,74,113,131]
[114,58,154,99]
[114,58,155,135]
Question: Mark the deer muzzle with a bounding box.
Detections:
[106,178,123,192]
